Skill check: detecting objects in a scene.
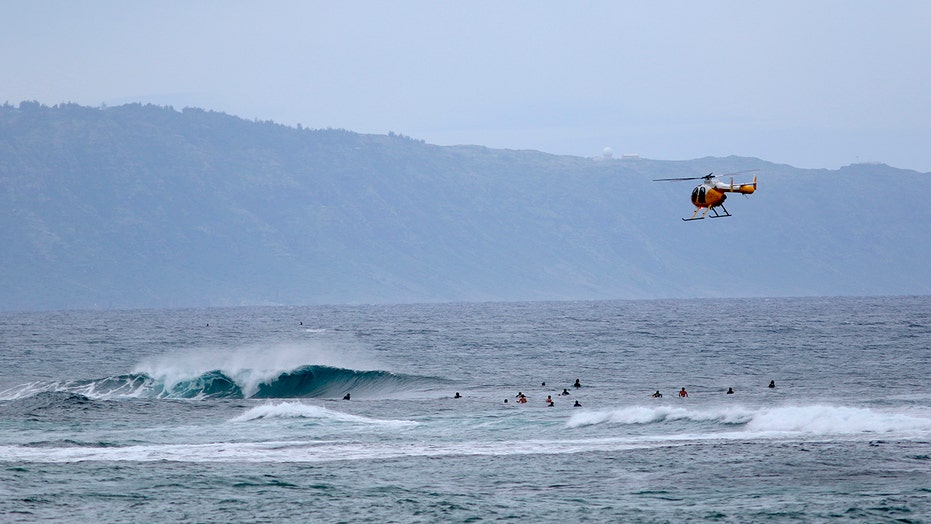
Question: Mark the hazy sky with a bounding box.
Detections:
[5,1,930,171]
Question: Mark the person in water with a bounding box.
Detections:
[678,387,688,398]
[342,393,351,400]
[454,392,461,399]
[561,388,570,396]
[573,400,581,407]
[547,401,554,407]
[769,380,776,388]
[726,387,734,394]
[545,395,553,404]
[573,378,582,388]
[651,390,662,398]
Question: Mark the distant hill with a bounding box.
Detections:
[1,102,929,311]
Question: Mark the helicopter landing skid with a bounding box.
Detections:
[682,205,731,221]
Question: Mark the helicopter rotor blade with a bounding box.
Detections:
[717,168,760,177]
[653,172,715,182]
[655,169,759,182]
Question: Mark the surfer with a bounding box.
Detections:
[726,387,734,394]
[651,390,662,398]
[454,392,461,399]
[573,400,581,407]
[545,395,553,404]
[769,380,776,388]
[678,387,688,398]
[561,388,570,396]
[573,378,582,388]
[547,401,554,407]
[342,393,351,400]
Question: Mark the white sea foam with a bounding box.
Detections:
[0,381,59,401]
[3,403,930,465]
[0,377,152,401]
[746,405,931,434]
[230,401,418,427]
[0,437,657,464]
[566,403,931,436]
[566,405,755,428]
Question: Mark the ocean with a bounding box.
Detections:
[1,296,929,523]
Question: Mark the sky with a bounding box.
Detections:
[4,1,931,172]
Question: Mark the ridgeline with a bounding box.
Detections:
[2,102,929,311]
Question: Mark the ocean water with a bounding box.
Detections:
[1,296,929,523]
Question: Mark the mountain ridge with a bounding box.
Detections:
[2,102,929,311]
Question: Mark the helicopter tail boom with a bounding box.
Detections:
[725,176,756,194]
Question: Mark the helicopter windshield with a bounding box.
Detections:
[691,186,706,204]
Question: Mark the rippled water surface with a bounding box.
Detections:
[1,297,929,522]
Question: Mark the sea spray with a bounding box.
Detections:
[132,341,381,398]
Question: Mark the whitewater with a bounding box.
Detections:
[1,297,929,522]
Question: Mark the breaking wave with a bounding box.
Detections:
[566,404,931,436]
[0,365,429,400]
[230,401,418,427]
[0,343,445,401]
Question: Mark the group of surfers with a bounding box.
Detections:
[501,378,585,407]
[645,379,777,400]
[650,380,775,399]
[446,378,777,407]
[511,391,583,408]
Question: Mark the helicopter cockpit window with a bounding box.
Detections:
[692,186,706,204]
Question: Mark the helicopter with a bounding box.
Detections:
[653,170,758,221]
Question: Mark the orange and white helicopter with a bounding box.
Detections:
[654,170,758,221]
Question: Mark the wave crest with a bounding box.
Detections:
[747,405,931,434]
[567,404,931,435]
[230,401,417,427]
[1,365,430,401]
[567,405,753,428]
